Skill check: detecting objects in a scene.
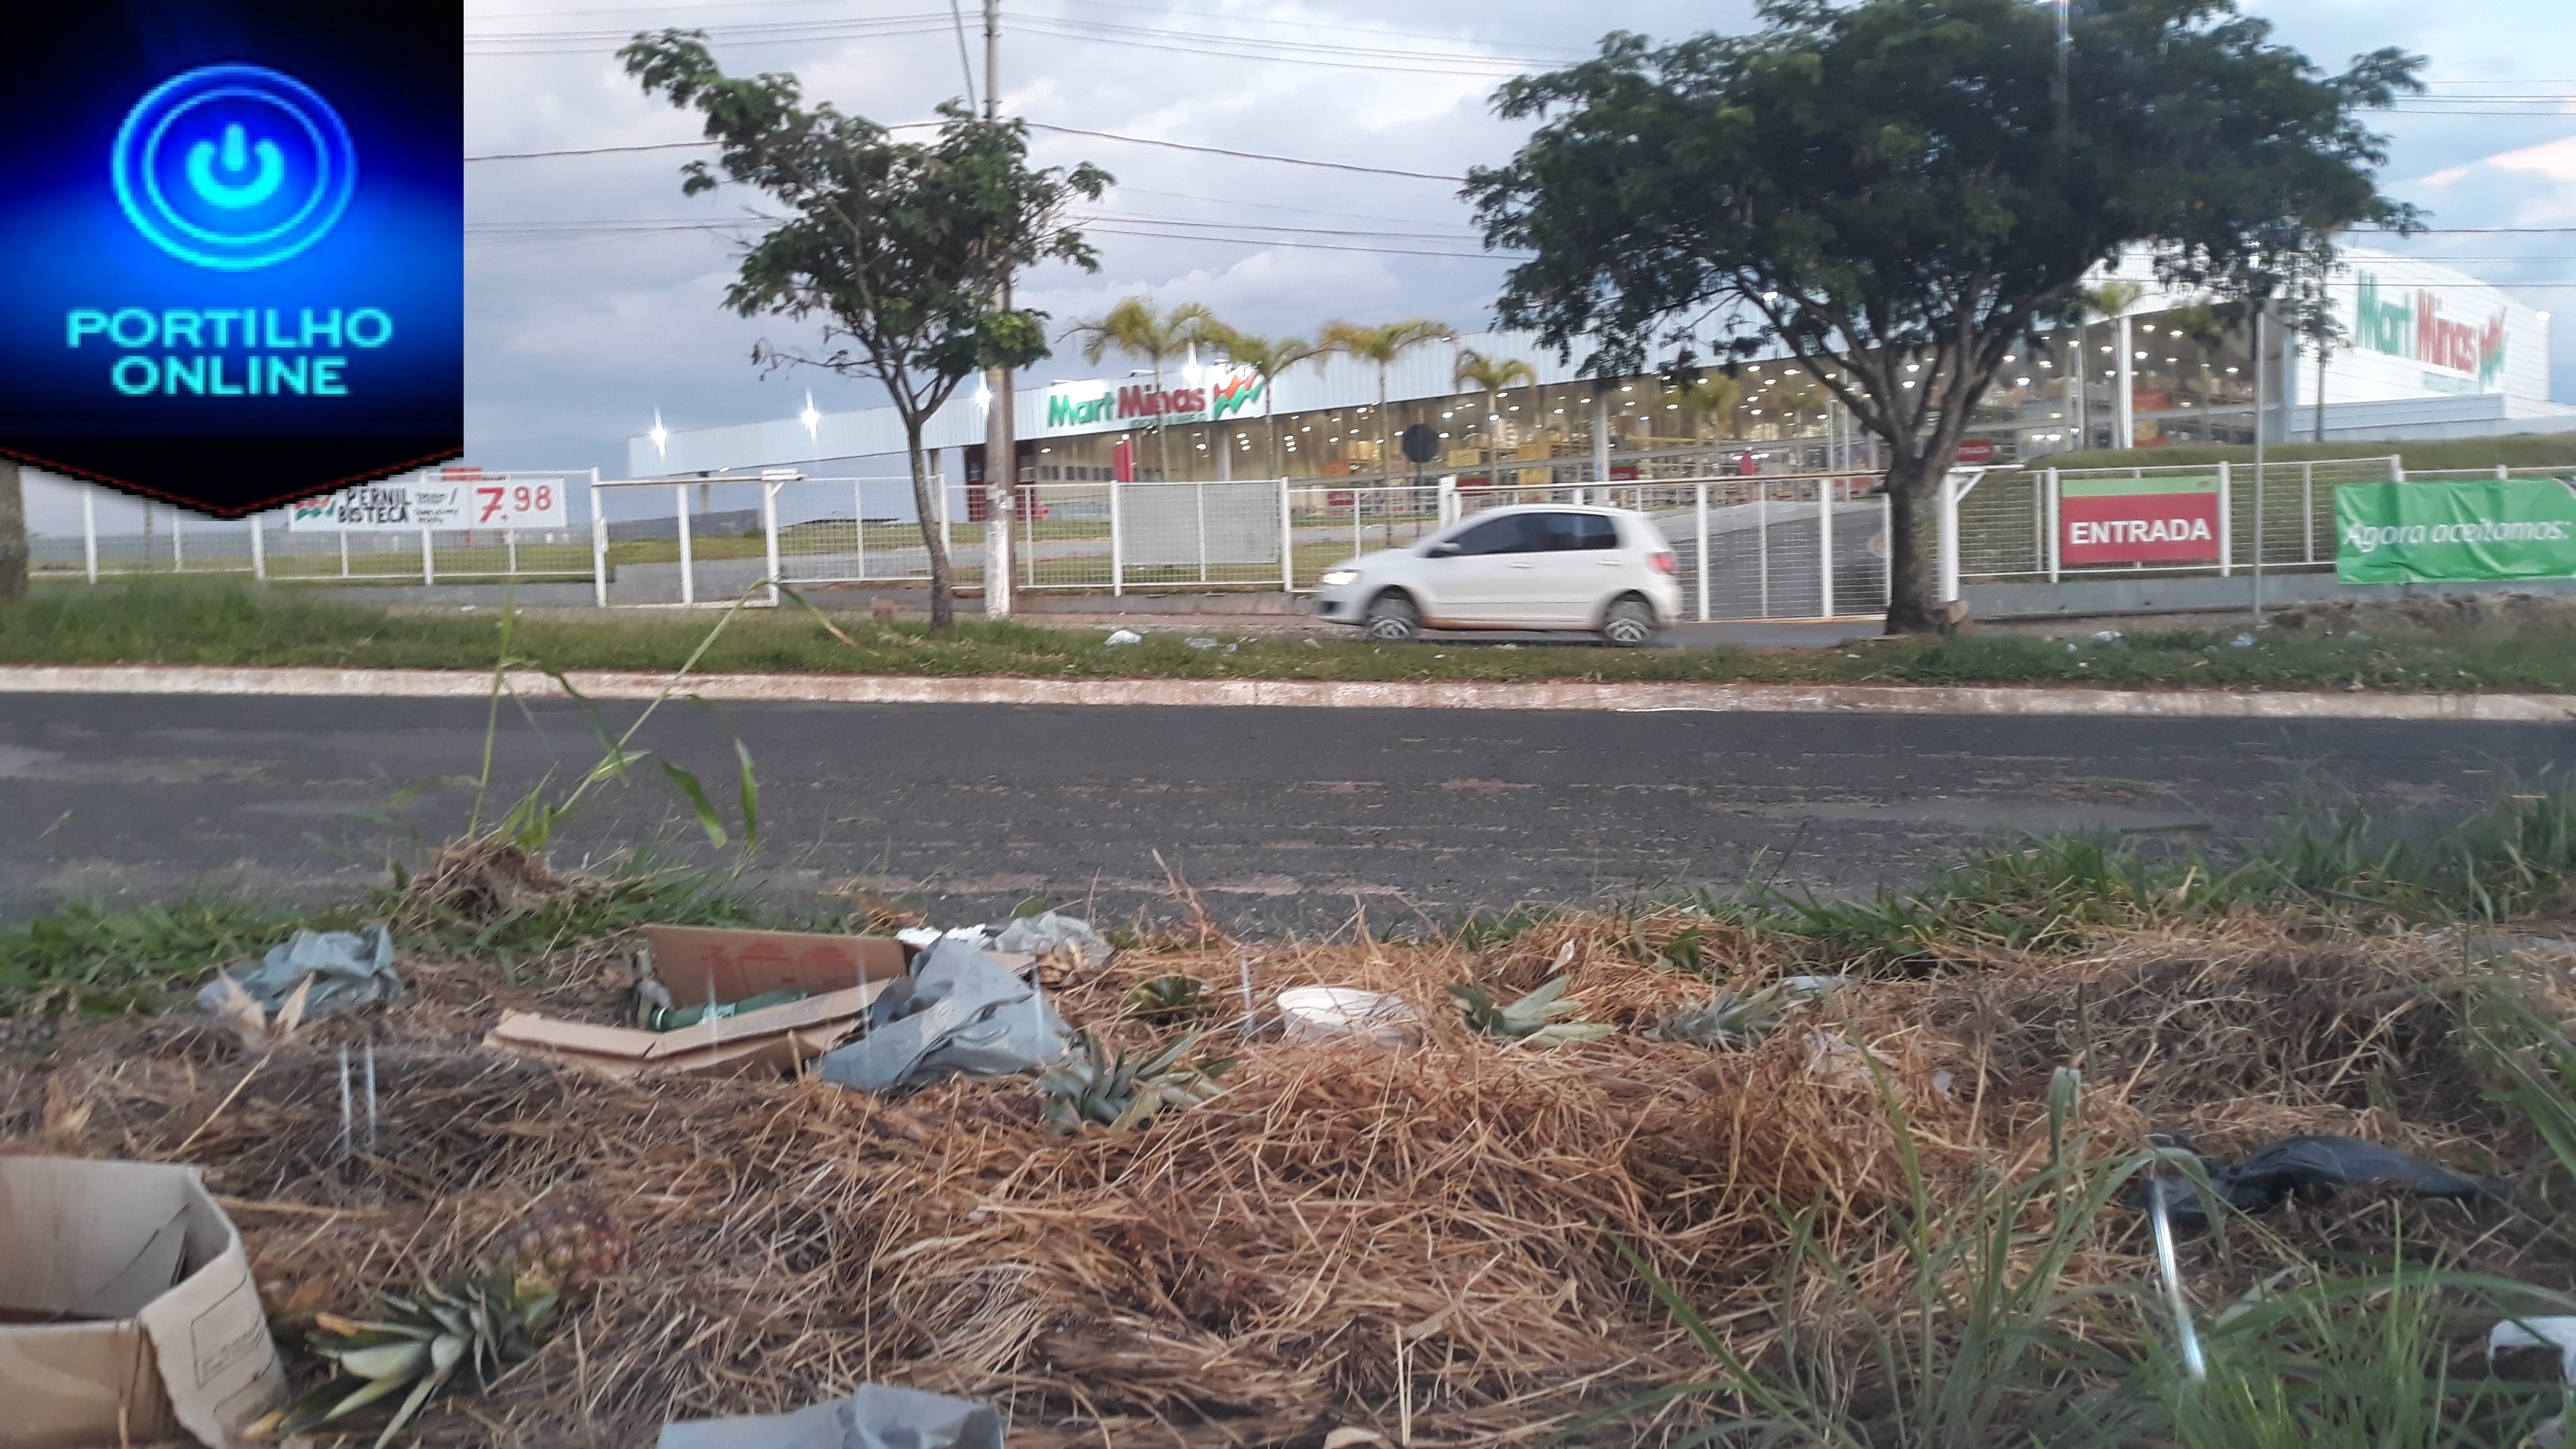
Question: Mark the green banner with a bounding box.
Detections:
[2336,479,2576,584]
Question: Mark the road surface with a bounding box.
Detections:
[2,694,2562,935]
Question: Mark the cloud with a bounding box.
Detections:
[456,0,2574,474]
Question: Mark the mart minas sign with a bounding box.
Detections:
[1043,366,1262,432]
[2061,474,2221,565]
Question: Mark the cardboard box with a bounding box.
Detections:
[485,928,920,1080]
[0,1156,285,1448]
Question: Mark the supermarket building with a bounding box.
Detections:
[630,247,2564,492]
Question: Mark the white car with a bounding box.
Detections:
[1311,504,1684,646]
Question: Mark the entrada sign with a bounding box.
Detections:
[0,3,462,516]
[2061,474,2222,565]
[1042,366,1264,434]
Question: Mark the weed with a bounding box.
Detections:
[0,897,348,1017]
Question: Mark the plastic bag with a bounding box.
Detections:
[195,924,400,1022]
[657,1383,1003,1449]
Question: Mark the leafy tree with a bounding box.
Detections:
[1322,319,1458,480]
[1063,297,1223,481]
[622,31,1109,628]
[1208,329,1322,479]
[1468,0,2418,632]
[1453,348,1538,456]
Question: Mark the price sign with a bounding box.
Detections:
[289,474,568,531]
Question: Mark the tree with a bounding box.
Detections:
[0,460,25,602]
[1453,348,1538,459]
[622,31,1108,629]
[1468,0,2417,632]
[1208,329,1322,479]
[1320,319,1458,481]
[1063,297,1222,482]
[1671,370,1743,442]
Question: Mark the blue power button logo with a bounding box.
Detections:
[112,65,357,271]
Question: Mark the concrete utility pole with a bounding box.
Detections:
[980,0,1015,618]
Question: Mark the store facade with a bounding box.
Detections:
[632,247,2558,487]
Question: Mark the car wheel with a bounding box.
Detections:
[1599,596,1658,648]
[1363,592,1421,642]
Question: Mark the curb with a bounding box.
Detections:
[0,665,2570,721]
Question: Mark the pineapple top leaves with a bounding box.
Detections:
[1038,1029,1234,1133]
[1123,972,1216,1025]
[1448,975,1614,1048]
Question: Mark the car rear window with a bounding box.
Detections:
[1527,512,1621,551]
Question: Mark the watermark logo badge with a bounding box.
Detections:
[111,64,356,271]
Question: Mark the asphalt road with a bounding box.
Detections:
[2,693,2567,935]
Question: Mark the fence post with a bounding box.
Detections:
[339,532,350,578]
[2302,462,2316,565]
[1109,479,1124,597]
[1695,481,1710,622]
[2499,464,2511,481]
[505,530,518,577]
[421,529,435,585]
[761,479,781,607]
[82,488,97,583]
[1757,482,1770,617]
[173,509,188,572]
[591,500,608,608]
[674,484,695,606]
[250,513,266,580]
[2045,468,2061,583]
[1279,479,1293,592]
[1935,469,1959,604]
[853,479,869,582]
[938,471,952,557]
[2215,462,2232,578]
[1195,478,1209,585]
[1880,490,1893,614]
[1818,476,1837,617]
[2389,454,2405,484]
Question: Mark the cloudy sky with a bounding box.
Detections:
[459,0,2576,476]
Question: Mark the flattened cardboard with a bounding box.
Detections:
[485,979,892,1080]
[0,1156,284,1448]
[484,930,1037,1080]
[644,925,914,1001]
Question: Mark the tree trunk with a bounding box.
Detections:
[0,459,26,601]
[905,417,954,629]
[1881,449,1941,635]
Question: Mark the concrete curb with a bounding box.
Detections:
[0,664,2570,721]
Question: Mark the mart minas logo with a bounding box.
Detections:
[63,64,395,401]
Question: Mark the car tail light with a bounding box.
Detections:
[1648,550,1676,575]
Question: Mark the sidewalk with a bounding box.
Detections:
[0,664,2564,721]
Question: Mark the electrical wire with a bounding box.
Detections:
[1025,123,1461,180]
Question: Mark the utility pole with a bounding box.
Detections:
[979,0,1015,618]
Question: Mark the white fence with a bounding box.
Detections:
[36,456,2568,623]
[1943,456,2575,588]
[29,470,598,585]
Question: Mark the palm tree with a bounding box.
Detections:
[1320,318,1457,482]
[1671,371,1743,444]
[1451,348,1536,468]
[1063,296,1222,479]
[2076,280,2145,449]
[1207,328,1322,479]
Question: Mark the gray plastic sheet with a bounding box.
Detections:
[194,923,400,1020]
[816,938,1069,1093]
[657,1383,1004,1449]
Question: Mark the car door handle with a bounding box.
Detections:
[1508,561,1535,569]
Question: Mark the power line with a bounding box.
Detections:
[1027,123,1461,180]
[467,140,710,160]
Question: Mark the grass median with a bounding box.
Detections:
[4,577,2575,691]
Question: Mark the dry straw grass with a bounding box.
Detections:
[0,908,2546,1447]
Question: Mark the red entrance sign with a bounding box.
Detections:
[2061,476,2222,565]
